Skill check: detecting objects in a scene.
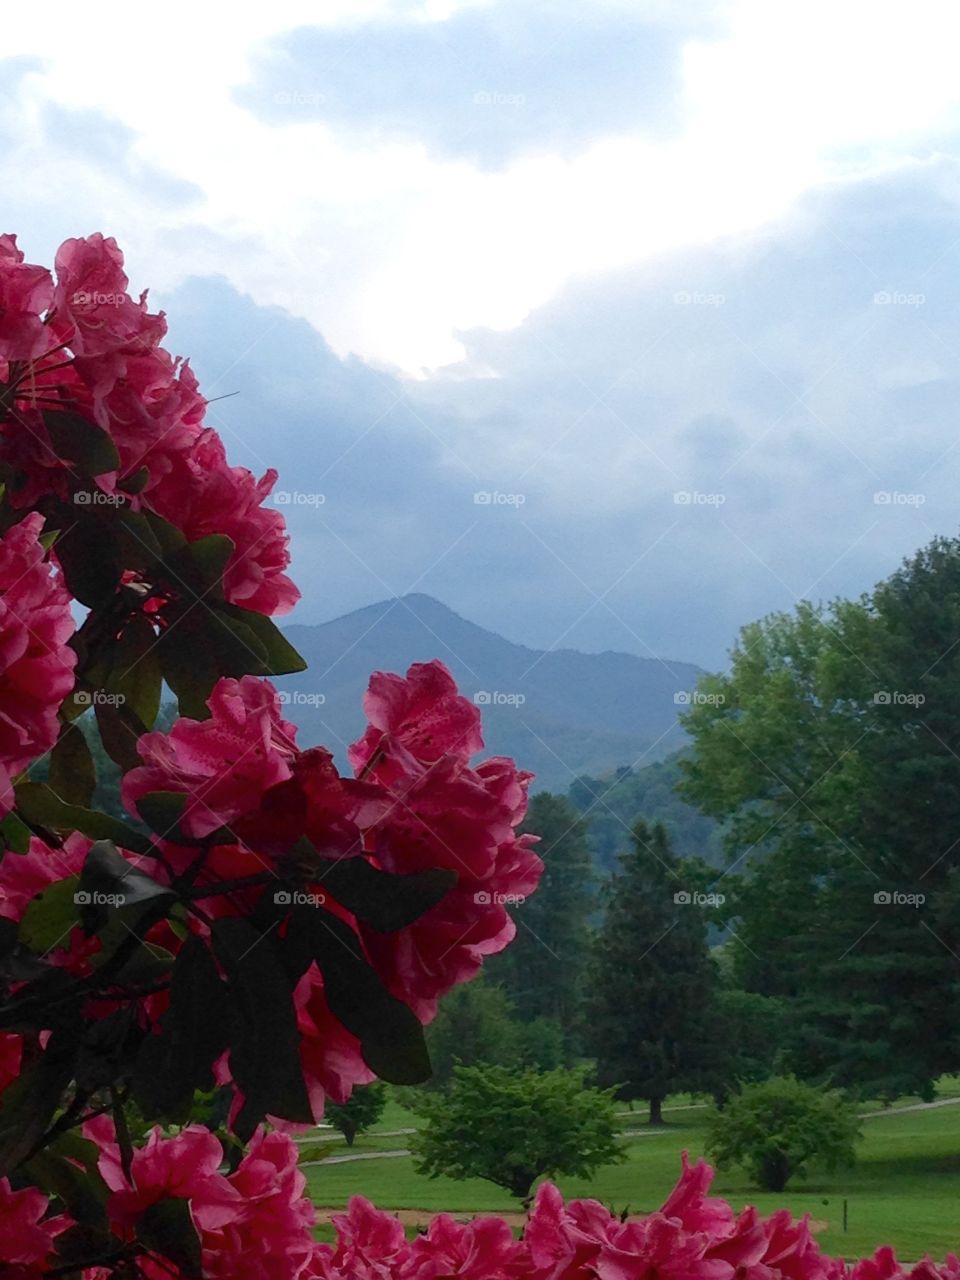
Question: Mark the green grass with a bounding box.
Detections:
[306,1093,960,1259]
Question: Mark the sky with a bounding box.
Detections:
[4,0,960,667]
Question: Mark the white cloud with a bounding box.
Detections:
[4,0,960,372]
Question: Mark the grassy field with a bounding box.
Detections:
[305,1091,960,1259]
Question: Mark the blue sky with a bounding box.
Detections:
[3,1,960,666]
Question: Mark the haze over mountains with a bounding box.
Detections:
[276,594,705,793]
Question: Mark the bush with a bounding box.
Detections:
[412,1063,624,1198]
[325,1082,388,1146]
[706,1075,861,1191]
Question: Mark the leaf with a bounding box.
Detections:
[25,1147,108,1227]
[307,854,456,933]
[287,904,431,1085]
[0,809,31,853]
[132,936,233,1123]
[134,790,190,842]
[0,1027,79,1174]
[220,604,307,675]
[18,876,81,954]
[118,465,150,494]
[140,1198,202,1276]
[48,722,96,808]
[43,409,120,476]
[212,917,313,1140]
[93,699,146,772]
[53,514,121,608]
[14,781,154,855]
[80,840,176,913]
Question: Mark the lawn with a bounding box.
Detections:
[306,1092,960,1259]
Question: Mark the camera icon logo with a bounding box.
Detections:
[73,890,91,906]
[874,891,891,905]
[673,890,691,905]
[274,890,292,905]
[474,691,491,705]
[473,890,492,905]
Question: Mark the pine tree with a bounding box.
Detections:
[587,820,719,1124]
[489,792,595,1053]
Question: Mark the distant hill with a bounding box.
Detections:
[568,752,724,873]
[276,594,705,793]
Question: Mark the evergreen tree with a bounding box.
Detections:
[488,792,595,1053]
[587,820,720,1123]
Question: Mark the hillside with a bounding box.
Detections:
[276,594,704,793]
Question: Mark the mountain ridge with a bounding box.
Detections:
[277,594,705,792]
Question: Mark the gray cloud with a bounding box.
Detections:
[236,1,719,167]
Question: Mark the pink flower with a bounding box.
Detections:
[295,964,376,1120]
[0,1175,69,1271]
[123,676,299,838]
[147,427,299,616]
[314,1196,410,1279]
[0,513,76,813]
[348,660,483,784]
[0,235,55,363]
[51,233,166,359]
[403,1212,528,1279]
[0,1031,22,1097]
[0,834,99,974]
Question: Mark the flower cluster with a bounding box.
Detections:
[0,232,297,615]
[310,1155,960,1280]
[119,659,542,1118]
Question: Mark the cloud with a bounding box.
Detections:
[236,1,714,167]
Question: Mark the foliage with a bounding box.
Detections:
[680,543,960,1099]
[569,753,724,872]
[706,1076,861,1191]
[586,820,721,1122]
[325,1082,388,1147]
[411,1063,623,1198]
[0,233,542,1277]
[486,792,595,1054]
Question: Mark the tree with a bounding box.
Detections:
[426,977,522,1083]
[586,820,721,1124]
[326,1082,388,1146]
[679,542,960,1098]
[488,792,596,1054]
[412,1063,623,1199]
[706,1076,861,1191]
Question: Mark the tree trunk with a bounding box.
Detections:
[648,1097,664,1126]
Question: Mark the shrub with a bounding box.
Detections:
[706,1075,861,1191]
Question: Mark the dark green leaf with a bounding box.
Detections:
[220,604,307,675]
[309,855,456,933]
[14,781,154,855]
[25,1147,108,1226]
[48,722,96,808]
[18,876,81,954]
[118,465,150,494]
[43,409,120,477]
[288,904,431,1085]
[53,513,121,608]
[0,1028,78,1174]
[80,840,176,912]
[133,936,232,1123]
[212,917,312,1140]
[140,1198,202,1276]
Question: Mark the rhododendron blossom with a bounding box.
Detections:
[0,512,76,813]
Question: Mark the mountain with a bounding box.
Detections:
[276,594,704,792]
